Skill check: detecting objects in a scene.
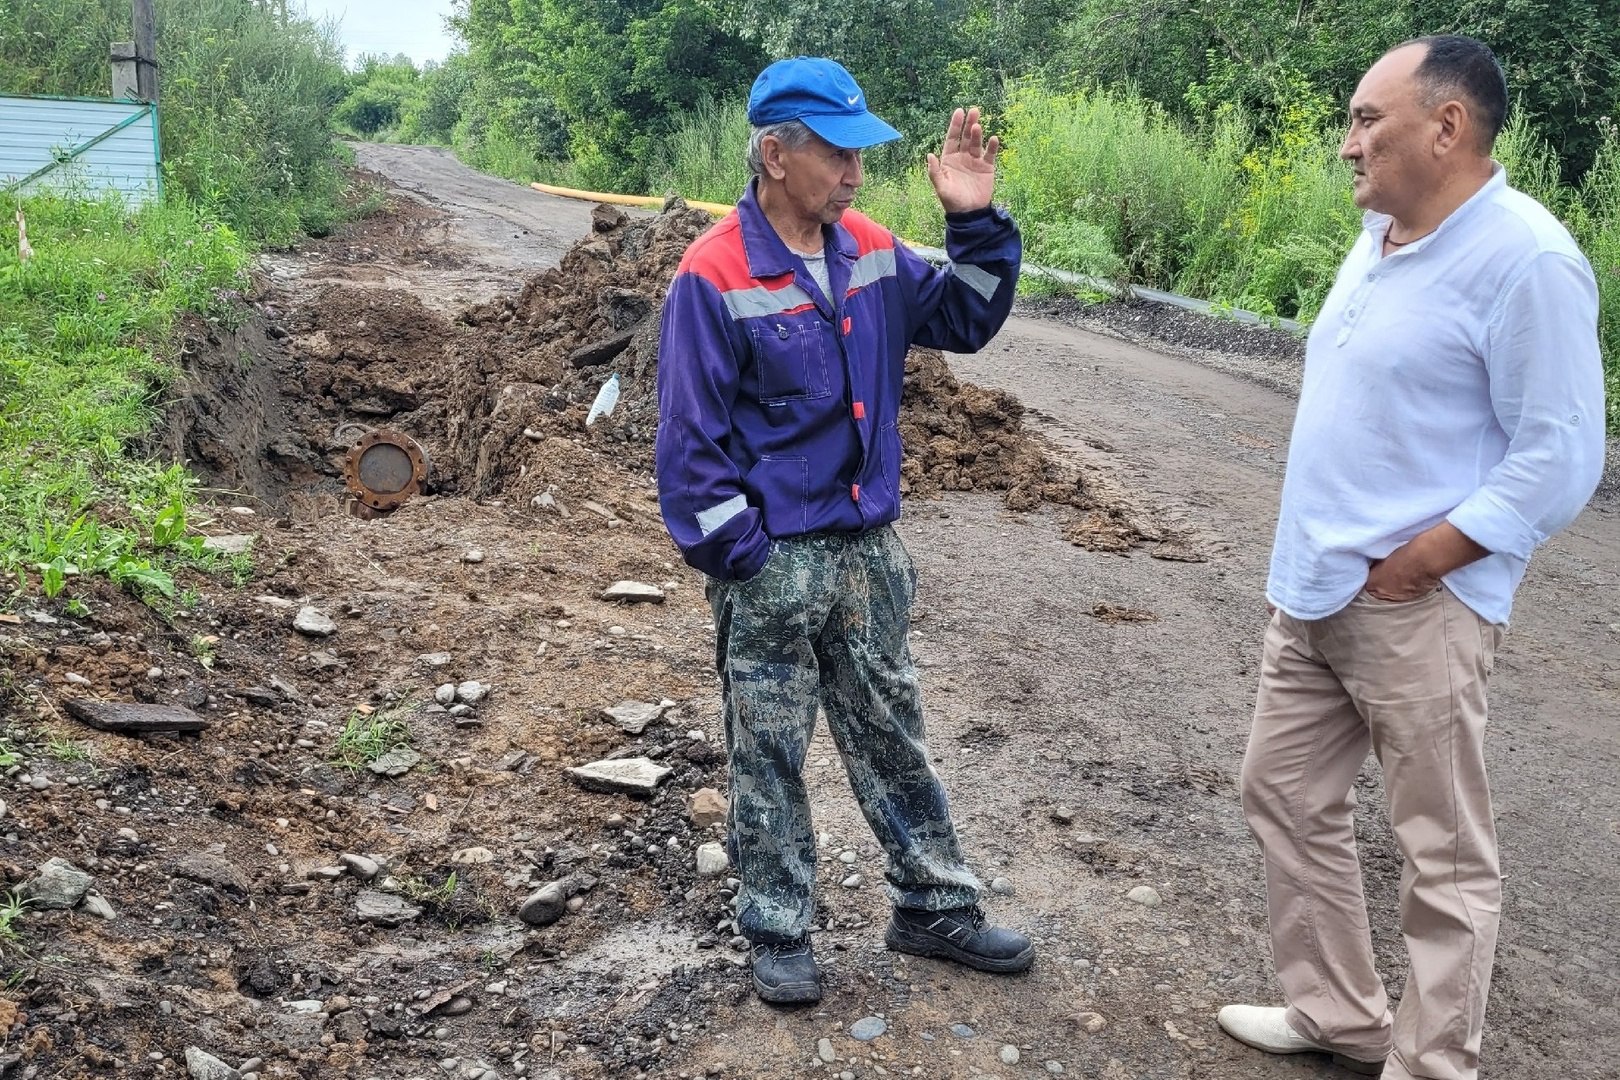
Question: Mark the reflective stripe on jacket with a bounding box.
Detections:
[656,179,1020,581]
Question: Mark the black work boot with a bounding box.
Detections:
[885,905,1035,973]
[750,938,822,1004]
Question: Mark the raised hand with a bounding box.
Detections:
[926,107,1000,214]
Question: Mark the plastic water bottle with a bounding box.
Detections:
[586,374,621,426]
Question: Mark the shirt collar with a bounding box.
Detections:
[737,178,858,279]
[1361,163,1507,251]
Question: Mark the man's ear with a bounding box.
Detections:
[1433,98,1470,157]
[760,135,790,181]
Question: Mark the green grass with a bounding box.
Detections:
[0,892,28,950]
[0,194,250,606]
[331,709,412,770]
[652,98,752,204]
[44,737,90,763]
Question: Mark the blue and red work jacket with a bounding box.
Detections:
[655,180,1021,581]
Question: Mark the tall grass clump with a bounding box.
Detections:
[653,99,753,204]
[995,84,1236,285]
[1568,119,1620,429]
[0,194,249,604]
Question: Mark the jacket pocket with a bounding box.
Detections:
[744,455,810,538]
[750,318,831,403]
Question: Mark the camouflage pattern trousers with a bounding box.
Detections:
[706,525,981,944]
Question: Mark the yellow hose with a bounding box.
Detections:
[528,181,735,217]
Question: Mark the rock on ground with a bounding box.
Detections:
[601,581,665,604]
[355,890,422,927]
[518,874,594,927]
[602,700,665,735]
[695,842,729,878]
[20,858,94,910]
[565,757,671,795]
[850,1017,887,1041]
[185,1047,241,1080]
[688,787,728,828]
[1127,885,1162,907]
[292,607,336,637]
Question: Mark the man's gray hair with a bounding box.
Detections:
[747,120,816,177]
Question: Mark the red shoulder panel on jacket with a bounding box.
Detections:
[839,210,897,256]
[678,214,757,290]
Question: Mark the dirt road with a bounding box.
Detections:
[350,142,1620,1078]
[3,143,1613,1080]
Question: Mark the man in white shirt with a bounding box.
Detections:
[1216,35,1606,1080]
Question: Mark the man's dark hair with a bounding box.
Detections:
[1401,34,1509,150]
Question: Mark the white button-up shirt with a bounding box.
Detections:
[1268,167,1607,626]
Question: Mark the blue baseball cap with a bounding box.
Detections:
[746,57,901,150]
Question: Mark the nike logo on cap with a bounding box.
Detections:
[847,95,860,105]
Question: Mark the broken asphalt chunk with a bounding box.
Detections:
[65,699,208,734]
[355,890,422,927]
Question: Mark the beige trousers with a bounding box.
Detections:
[1242,587,1504,1080]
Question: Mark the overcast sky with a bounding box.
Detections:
[299,0,459,67]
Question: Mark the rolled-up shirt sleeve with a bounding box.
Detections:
[1447,250,1607,558]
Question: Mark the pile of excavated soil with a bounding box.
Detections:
[445,201,1132,526]
[168,200,1157,551]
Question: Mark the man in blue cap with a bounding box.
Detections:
[655,56,1031,1004]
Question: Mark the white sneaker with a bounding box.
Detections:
[1216,1005,1385,1075]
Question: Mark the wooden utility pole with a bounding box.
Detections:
[132,0,159,102]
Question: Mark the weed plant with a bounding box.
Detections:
[0,194,248,605]
[331,709,412,770]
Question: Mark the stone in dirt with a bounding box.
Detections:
[688,787,728,828]
[818,1038,837,1063]
[991,877,1015,896]
[293,607,337,637]
[518,874,595,927]
[1127,885,1162,907]
[455,680,490,704]
[565,757,671,796]
[451,847,495,865]
[171,853,250,898]
[601,581,665,604]
[340,854,381,882]
[369,748,421,777]
[851,1017,887,1041]
[1000,1045,1021,1065]
[201,534,255,556]
[1075,1012,1107,1034]
[695,843,729,878]
[1050,806,1077,825]
[435,683,456,705]
[356,890,423,927]
[184,1047,240,1080]
[603,700,665,735]
[79,892,117,920]
[20,857,94,910]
